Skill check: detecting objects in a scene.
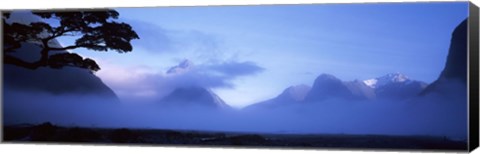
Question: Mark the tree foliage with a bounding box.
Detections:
[2,10,139,72]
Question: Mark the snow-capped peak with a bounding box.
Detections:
[363,79,378,88]
[166,59,193,74]
[363,72,410,89]
[381,72,409,82]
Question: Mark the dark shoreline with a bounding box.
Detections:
[3,122,467,151]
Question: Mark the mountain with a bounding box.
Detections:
[274,84,311,103]
[304,73,371,102]
[363,73,428,100]
[243,84,311,110]
[344,80,376,100]
[158,60,231,109]
[363,72,409,89]
[4,44,119,101]
[166,59,193,74]
[248,72,428,109]
[243,72,432,111]
[158,86,230,109]
[420,19,467,96]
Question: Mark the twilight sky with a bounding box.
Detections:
[57,2,468,108]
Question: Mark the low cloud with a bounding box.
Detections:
[203,61,265,77]
[4,81,467,140]
[171,60,265,89]
[96,59,264,103]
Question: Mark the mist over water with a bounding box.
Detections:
[2,6,470,148]
[3,80,467,140]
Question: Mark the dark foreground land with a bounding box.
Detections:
[3,122,467,151]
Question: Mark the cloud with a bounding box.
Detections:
[94,62,167,103]
[96,59,264,103]
[122,19,222,56]
[124,19,172,52]
[203,61,265,77]
[165,60,265,89]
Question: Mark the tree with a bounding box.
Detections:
[2,10,139,72]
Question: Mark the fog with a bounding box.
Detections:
[3,80,467,141]
[3,9,468,145]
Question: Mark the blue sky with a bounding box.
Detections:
[60,2,469,108]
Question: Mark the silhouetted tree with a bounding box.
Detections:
[2,10,139,72]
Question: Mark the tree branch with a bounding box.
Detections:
[43,26,76,41]
[48,44,108,51]
[4,10,138,72]
[48,45,82,51]
[4,54,42,70]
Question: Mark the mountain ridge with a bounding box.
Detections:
[245,72,428,109]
